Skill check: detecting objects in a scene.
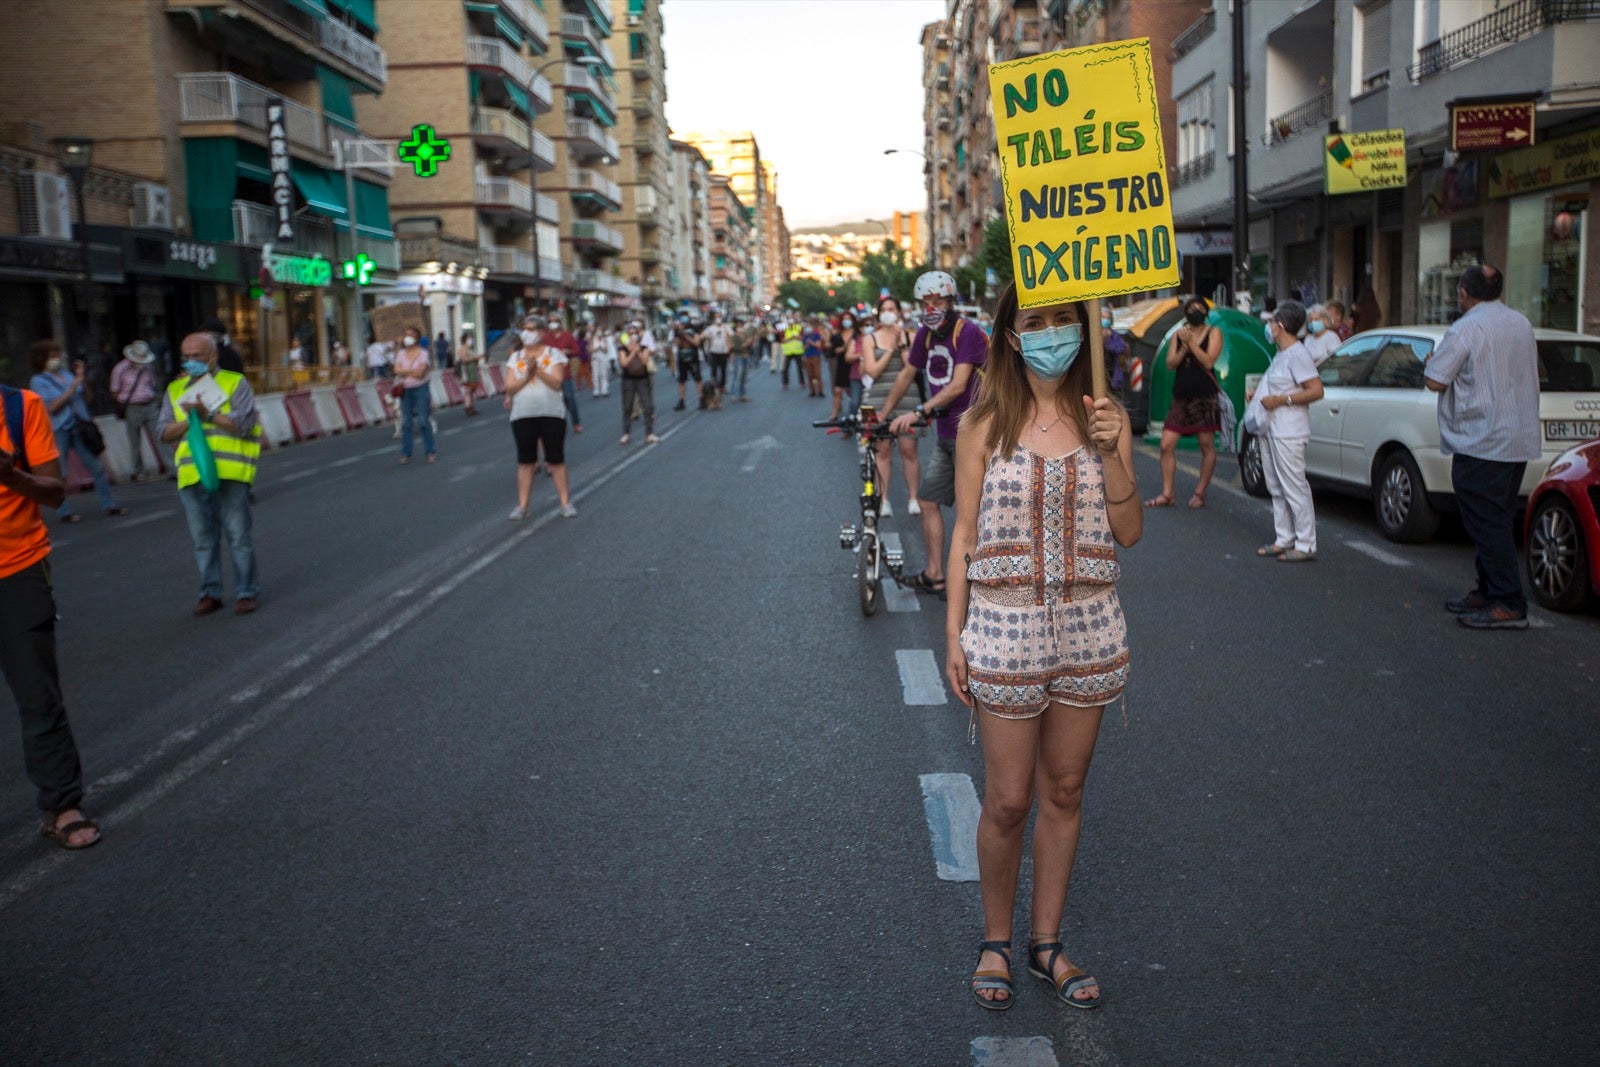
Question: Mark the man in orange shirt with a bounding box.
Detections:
[0,384,99,848]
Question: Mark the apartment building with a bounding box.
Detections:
[681,131,772,304]
[0,0,395,390]
[708,175,753,309]
[920,20,955,269]
[611,0,672,318]
[669,139,711,305]
[1169,0,1600,333]
[761,160,790,299]
[791,218,922,285]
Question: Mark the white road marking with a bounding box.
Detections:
[440,426,465,436]
[897,649,947,705]
[277,469,318,483]
[733,434,782,472]
[880,532,920,612]
[448,464,479,484]
[113,509,176,529]
[1341,538,1413,568]
[330,455,364,468]
[919,773,980,881]
[0,412,702,912]
[970,1037,1060,1067]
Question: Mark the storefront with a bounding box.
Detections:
[396,270,485,353]
[1175,231,1233,302]
[1489,126,1600,335]
[0,234,123,393]
[1414,159,1486,325]
[116,231,259,377]
[259,247,336,392]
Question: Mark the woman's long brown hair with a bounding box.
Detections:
[963,280,1096,457]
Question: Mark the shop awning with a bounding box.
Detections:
[326,0,376,32]
[290,161,348,220]
[236,140,272,183]
[283,0,330,17]
[500,73,531,116]
[351,179,393,239]
[317,65,356,123]
[184,138,245,244]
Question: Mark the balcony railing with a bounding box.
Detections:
[466,34,531,90]
[632,84,663,118]
[1170,9,1217,61]
[233,200,336,258]
[540,256,563,283]
[561,14,616,69]
[475,175,533,212]
[1264,89,1332,146]
[535,192,560,224]
[532,130,557,171]
[1173,151,1217,188]
[569,167,622,207]
[399,233,489,269]
[565,63,617,115]
[316,17,387,85]
[501,0,550,53]
[488,245,537,276]
[472,107,531,152]
[178,72,325,153]
[567,115,619,161]
[367,239,399,271]
[572,219,624,251]
[1408,0,1600,81]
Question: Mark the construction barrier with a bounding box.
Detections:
[334,384,367,430]
[487,363,505,393]
[427,374,450,409]
[440,370,465,407]
[92,414,170,484]
[353,380,388,425]
[1129,357,1144,394]
[308,386,345,435]
[255,393,296,447]
[282,390,325,441]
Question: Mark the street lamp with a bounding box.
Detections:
[529,54,607,318]
[52,135,97,370]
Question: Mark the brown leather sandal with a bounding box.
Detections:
[41,809,102,850]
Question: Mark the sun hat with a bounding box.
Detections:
[123,340,154,364]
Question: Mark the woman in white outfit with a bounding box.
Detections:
[1249,300,1324,562]
[592,327,615,398]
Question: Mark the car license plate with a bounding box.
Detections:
[1544,420,1600,441]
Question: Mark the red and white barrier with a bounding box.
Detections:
[254,393,296,447]
[281,390,324,441]
[1130,357,1144,393]
[334,384,367,430]
[92,414,170,483]
[353,381,388,425]
[308,386,345,435]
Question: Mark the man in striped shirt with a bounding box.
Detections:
[1424,264,1541,630]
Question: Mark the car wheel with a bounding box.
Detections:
[1373,450,1439,543]
[1527,497,1593,613]
[1238,433,1268,497]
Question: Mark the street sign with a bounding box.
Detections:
[1451,102,1535,152]
[1324,129,1407,195]
[987,37,1179,307]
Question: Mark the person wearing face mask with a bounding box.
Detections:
[884,271,989,597]
[730,315,757,402]
[504,324,577,520]
[542,316,583,433]
[826,314,854,420]
[1147,297,1223,509]
[1099,311,1129,398]
[1247,300,1323,563]
[1302,305,1340,365]
[156,332,264,614]
[392,328,436,464]
[862,297,921,517]
[702,312,733,400]
[27,340,125,523]
[945,280,1141,1013]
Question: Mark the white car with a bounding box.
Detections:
[1238,326,1600,542]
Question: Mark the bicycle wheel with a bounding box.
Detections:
[858,529,880,616]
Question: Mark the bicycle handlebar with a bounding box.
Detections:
[812,407,947,435]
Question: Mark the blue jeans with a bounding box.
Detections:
[846,378,863,418]
[400,385,435,458]
[178,480,259,601]
[731,355,751,398]
[561,377,581,426]
[54,425,117,518]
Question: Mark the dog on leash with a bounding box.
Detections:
[699,379,724,411]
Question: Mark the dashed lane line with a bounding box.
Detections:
[970,1037,1060,1066]
[0,413,702,912]
[1341,537,1413,568]
[881,532,920,613]
[918,773,980,882]
[897,648,947,706]
[276,469,318,483]
[112,509,176,530]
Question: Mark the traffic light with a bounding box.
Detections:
[825,255,833,269]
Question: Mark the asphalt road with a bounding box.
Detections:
[1,363,1596,1066]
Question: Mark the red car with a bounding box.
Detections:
[1525,437,1600,613]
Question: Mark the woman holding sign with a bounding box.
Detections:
[946,281,1141,1011]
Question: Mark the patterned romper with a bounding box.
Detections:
[960,445,1129,717]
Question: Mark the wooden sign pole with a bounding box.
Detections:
[1087,297,1108,400]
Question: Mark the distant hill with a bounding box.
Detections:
[791,218,898,237]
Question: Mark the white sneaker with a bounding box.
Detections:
[908,499,922,516]
[646,433,660,444]
[508,505,528,521]
[620,434,631,445]
[560,503,578,518]
[880,499,893,518]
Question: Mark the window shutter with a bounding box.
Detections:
[1362,2,1392,84]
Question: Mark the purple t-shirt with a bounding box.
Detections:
[908,321,988,439]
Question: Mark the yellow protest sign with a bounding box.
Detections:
[1323,129,1407,195]
[988,38,1179,308]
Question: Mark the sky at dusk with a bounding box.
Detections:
[661,0,947,229]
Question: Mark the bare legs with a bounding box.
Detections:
[973,701,1105,1004]
[1152,429,1217,507]
[1193,433,1217,505]
[516,460,571,510]
[873,436,923,512]
[918,499,946,582]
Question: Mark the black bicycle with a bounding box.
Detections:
[813,405,938,616]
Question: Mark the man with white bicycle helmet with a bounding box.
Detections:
[882,269,990,597]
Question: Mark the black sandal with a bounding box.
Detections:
[1028,936,1101,1009]
[905,571,946,596]
[971,940,1014,1011]
[41,809,102,850]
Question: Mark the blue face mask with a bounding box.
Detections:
[182,359,210,378]
[1014,323,1083,381]
[1307,320,1325,334]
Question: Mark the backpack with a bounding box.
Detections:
[2,385,30,471]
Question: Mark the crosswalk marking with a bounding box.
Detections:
[970,1037,1060,1066]
[896,648,946,705]
[881,532,920,612]
[918,773,980,882]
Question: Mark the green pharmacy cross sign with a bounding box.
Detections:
[398,124,451,178]
[341,252,375,286]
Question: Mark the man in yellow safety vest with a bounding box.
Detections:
[157,331,264,616]
[780,320,805,390]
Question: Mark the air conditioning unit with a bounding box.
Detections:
[626,12,640,26]
[132,182,173,230]
[19,171,74,240]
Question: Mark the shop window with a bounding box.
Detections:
[1506,190,1586,332]
[1417,216,1483,325]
